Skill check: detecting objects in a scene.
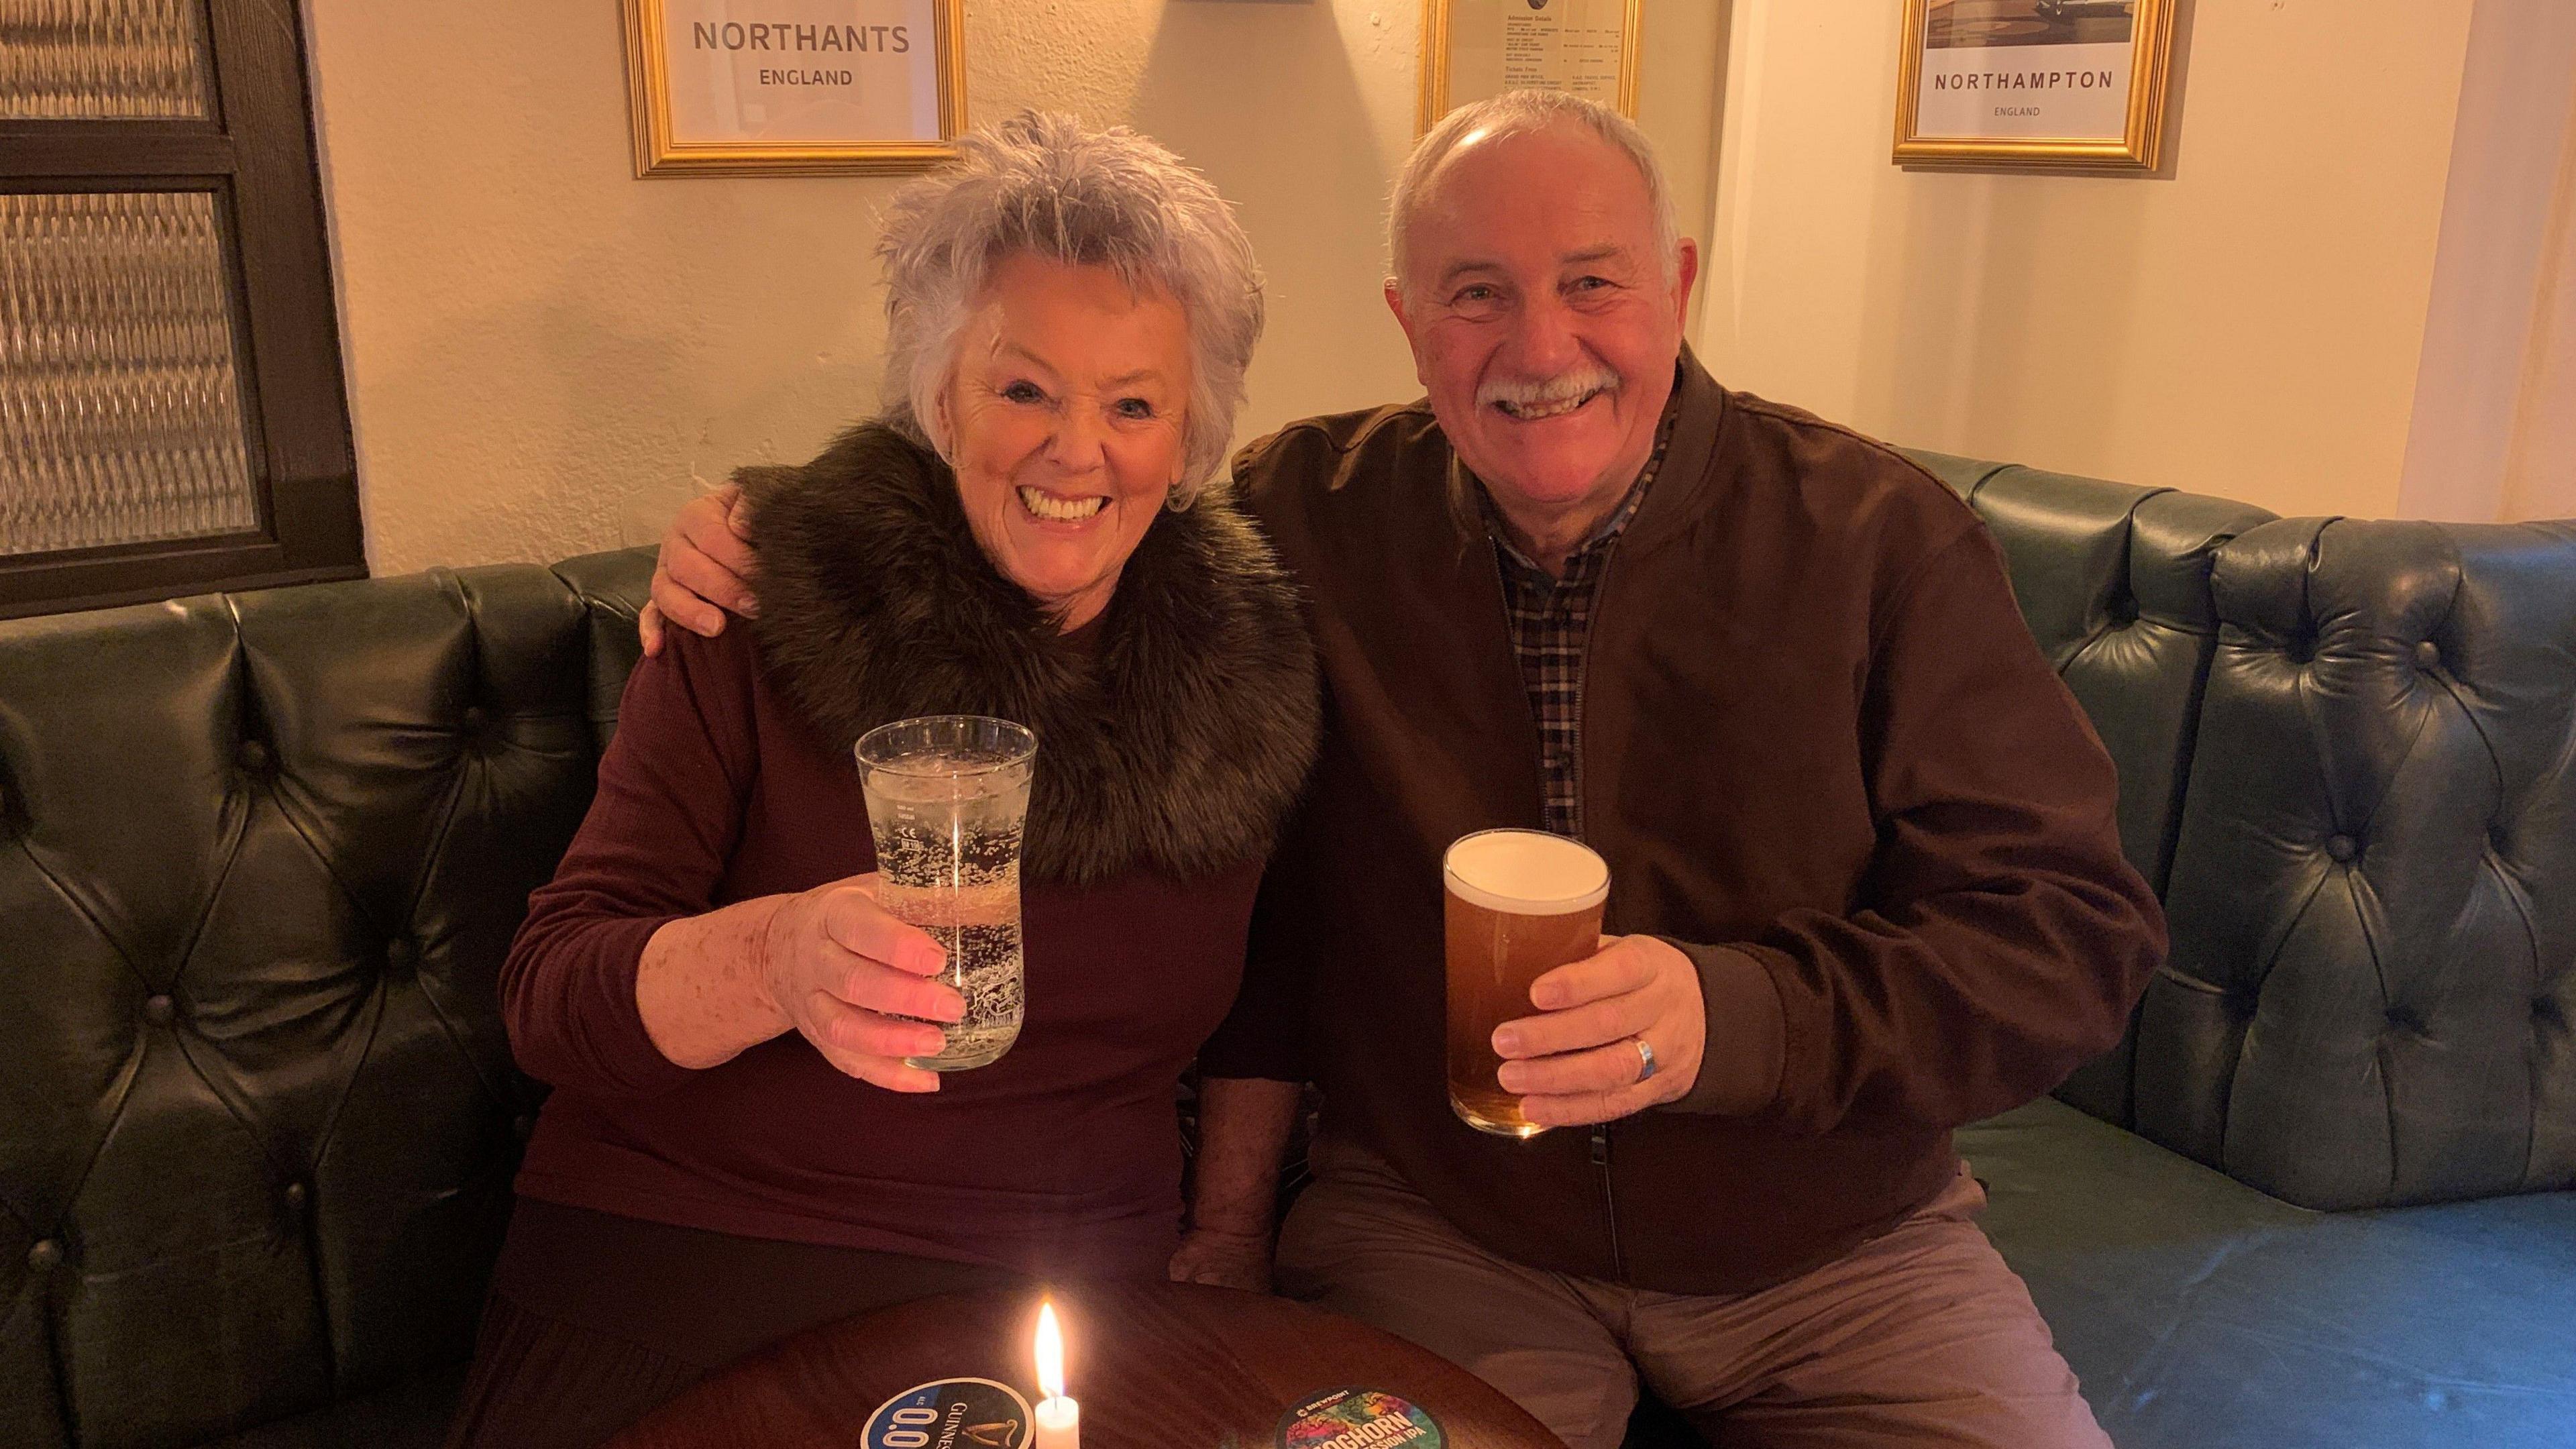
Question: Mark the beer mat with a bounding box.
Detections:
[1275,1387,1444,1449]
[865,1377,1032,1449]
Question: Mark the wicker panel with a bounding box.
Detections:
[0,0,212,119]
[1,190,259,555]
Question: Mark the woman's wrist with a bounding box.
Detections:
[746,891,796,1031]
[637,895,798,1069]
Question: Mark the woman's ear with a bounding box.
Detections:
[928,380,955,456]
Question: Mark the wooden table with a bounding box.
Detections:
[608,1281,1565,1449]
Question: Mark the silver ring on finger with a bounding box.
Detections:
[1631,1036,1658,1083]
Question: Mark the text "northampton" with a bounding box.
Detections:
[1931,69,2116,92]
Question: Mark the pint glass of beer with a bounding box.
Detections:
[1444,828,1610,1138]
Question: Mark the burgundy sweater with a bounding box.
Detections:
[502,620,1260,1279]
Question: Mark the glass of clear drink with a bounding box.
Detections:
[1444,828,1611,1138]
[854,715,1037,1072]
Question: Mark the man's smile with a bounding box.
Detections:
[1493,386,1611,422]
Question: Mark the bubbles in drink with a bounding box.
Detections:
[859,735,1035,1072]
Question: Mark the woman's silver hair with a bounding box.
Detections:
[1388,89,1680,297]
[876,111,1265,504]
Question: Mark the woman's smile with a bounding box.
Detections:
[1014,484,1112,524]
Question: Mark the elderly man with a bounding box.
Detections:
[643,92,2159,1449]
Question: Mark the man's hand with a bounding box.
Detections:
[1168,1225,1273,1293]
[639,483,759,656]
[1493,934,1706,1127]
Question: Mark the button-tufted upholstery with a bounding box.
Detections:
[1904,454,2279,897]
[2144,518,2576,1210]
[0,553,651,1449]
[3,470,2570,1447]
[1909,453,2576,1212]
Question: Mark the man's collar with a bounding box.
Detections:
[1616,343,1727,559]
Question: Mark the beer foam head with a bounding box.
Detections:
[1444,829,1609,914]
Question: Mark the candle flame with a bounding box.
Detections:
[1034,1300,1066,1401]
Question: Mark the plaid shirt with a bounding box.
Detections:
[1485,412,1678,840]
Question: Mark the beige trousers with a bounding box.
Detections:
[1275,1136,2111,1449]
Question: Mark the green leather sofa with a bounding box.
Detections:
[1907,454,2576,1449]
[1,460,2569,1448]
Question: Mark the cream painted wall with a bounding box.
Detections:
[307,2,1723,574]
[307,1,1426,574]
[2396,0,2576,522]
[308,3,910,575]
[313,1,2528,564]
[2505,105,2576,523]
[1695,1,2482,521]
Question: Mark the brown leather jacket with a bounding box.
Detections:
[1199,352,2166,1293]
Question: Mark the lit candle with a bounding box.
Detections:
[1033,1301,1079,1449]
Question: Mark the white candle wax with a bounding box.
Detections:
[1034,1393,1079,1449]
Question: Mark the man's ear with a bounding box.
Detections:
[1671,238,1701,325]
[1385,280,1430,387]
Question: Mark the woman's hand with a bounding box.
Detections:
[755,873,963,1092]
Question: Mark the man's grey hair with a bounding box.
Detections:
[1388,89,1680,297]
[877,111,1265,503]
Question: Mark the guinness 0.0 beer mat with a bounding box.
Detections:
[865,1378,1034,1449]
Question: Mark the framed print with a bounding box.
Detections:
[1419,0,1645,135]
[621,0,966,176]
[1894,0,2177,170]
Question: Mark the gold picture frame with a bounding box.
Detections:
[1418,0,1646,136]
[621,0,967,178]
[1894,0,2176,170]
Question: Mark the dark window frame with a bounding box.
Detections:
[1,0,363,619]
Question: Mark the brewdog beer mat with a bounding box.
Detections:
[1276,1387,1444,1449]
[865,1377,1033,1449]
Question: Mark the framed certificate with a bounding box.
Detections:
[1418,0,1645,135]
[1894,0,2178,170]
[621,0,967,177]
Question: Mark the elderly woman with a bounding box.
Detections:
[448,113,1317,1448]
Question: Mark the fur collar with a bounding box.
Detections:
[741,424,1318,887]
